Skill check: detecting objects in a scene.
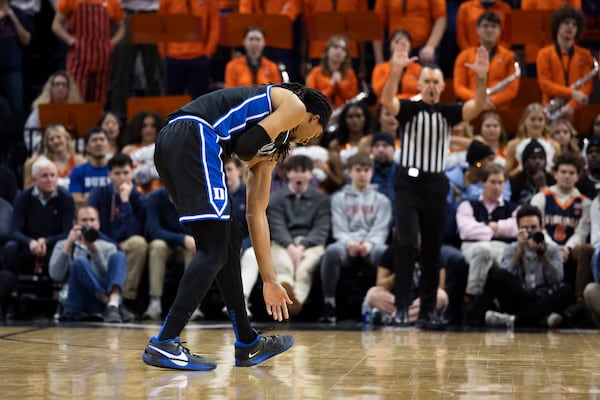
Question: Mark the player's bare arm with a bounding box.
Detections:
[257,87,308,140]
[246,157,293,322]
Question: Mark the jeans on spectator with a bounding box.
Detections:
[66,251,127,316]
[320,241,386,300]
[592,248,600,284]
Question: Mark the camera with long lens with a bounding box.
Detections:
[81,226,99,242]
[528,231,545,244]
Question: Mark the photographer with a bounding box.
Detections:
[466,205,573,328]
[49,206,131,323]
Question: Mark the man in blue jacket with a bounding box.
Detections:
[88,153,147,317]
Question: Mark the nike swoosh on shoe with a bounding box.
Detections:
[148,345,189,362]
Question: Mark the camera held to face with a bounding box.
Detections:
[528,230,545,255]
[528,230,545,244]
[81,226,99,242]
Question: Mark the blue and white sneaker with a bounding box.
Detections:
[235,332,294,367]
[142,336,217,371]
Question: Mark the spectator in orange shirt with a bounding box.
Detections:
[306,34,359,109]
[225,26,282,88]
[372,30,422,104]
[456,0,512,52]
[52,0,125,107]
[454,11,519,110]
[521,0,581,10]
[239,0,300,82]
[373,0,447,65]
[536,7,594,121]
[159,0,220,99]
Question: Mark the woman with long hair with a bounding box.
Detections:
[504,103,560,177]
[122,111,166,194]
[23,124,86,189]
[23,71,81,153]
[329,101,373,165]
[306,34,358,108]
[551,118,580,156]
[98,111,123,159]
[474,112,508,166]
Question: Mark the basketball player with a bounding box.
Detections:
[142,83,331,370]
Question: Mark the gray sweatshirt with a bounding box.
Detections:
[49,239,118,283]
[330,184,392,252]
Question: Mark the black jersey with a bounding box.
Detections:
[168,84,290,159]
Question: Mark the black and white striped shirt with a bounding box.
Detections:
[397,100,463,173]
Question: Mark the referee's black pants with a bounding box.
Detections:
[393,170,449,318]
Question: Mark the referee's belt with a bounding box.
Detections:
[398,167,445,179]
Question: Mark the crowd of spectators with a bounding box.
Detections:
[0,1,599,329]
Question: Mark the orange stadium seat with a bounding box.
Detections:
[220,13,292,49]
[127,95,192,122]
[508,10,553,64]
[129,14,203,44]
[38,102,103,139]
[512,77,541,108]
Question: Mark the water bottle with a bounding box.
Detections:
[361,299,372,327]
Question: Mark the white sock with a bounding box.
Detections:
[150,297,161,308]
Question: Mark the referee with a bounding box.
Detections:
[381,38,489,329]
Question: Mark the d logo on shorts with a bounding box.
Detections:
[213,188,226,201]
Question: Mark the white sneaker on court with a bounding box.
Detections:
[189,307,205,321]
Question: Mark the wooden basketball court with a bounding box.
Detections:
[1,321,600,399]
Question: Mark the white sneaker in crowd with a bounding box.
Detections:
[485,310,515,329]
